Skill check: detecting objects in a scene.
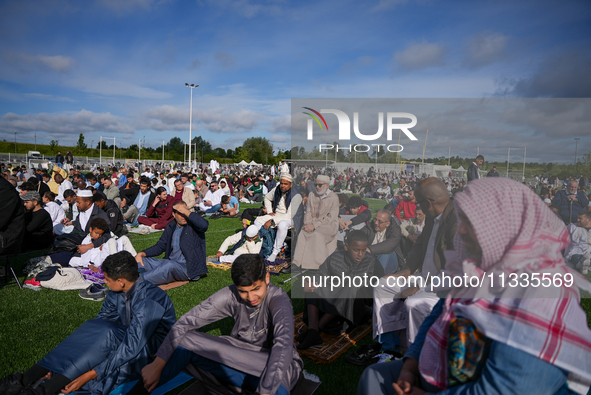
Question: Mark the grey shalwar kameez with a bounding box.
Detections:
[155,283,303,395]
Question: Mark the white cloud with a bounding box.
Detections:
[464,32,509,69]
[0,109,133,136]
[394,42,446,70]
[24,93,75,102]
[69,78,173,100]
[141,105,262,133]
[5,52,77,73]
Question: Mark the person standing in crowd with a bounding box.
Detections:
[486,166,499,177]
[55,151,65,168]
[467,155,483,183]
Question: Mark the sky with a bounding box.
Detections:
[0,0,590,163]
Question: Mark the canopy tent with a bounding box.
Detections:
[249,161,260,166]
[235,160,249,167]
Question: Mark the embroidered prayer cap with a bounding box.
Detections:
[280,174,293,183]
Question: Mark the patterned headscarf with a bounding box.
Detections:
[419,178,591,393]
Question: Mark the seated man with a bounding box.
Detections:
[126,178,155,226]
[0,176,25,256]
[92,193,127,237]
[135,201,208,285]
[171,179,196,212]
[367,178,456,362]
[21,191,54,252]
[564,210,591,274]
[292,175,340,270]
[60,189,79,221]
[359,210,404,275]
[240,206,266,228]
[0,251,176,395]
[193,179,208,207]
[197,180,224,214]
[400,206,425,256]
[138,187,175,230]
[127,254,303,395]
[215,224,268,263]
[297,231,384,350]
[552,180,590,224]
[251,174,302,262]
[241,179,264,203]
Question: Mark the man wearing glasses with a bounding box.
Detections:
[292,175,339,270]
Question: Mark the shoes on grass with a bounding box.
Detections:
[345,343,381,366]
[296,329,323,350]
[23,279,41,291]
[79,284,108,301]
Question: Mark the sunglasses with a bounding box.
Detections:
[315,183,326,188]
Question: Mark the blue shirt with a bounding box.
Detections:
[169,225,186,264]
[228,196,239,211]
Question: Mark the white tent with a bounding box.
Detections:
[249,160,260,166]
[236,160,249,167]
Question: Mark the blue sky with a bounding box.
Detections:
[1,0,590,162]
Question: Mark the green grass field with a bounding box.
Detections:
[1,200,590,395]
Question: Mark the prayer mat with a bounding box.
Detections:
[159,281,189,291]
[293,313,373,364]
[265,257,290,275]
[206,257,232,271]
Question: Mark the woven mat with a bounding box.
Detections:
[294,313,372,364]
[206,256,290,275]
[159,281,189,291]
[206,257,232,271]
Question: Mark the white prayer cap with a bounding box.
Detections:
[246,225,258,238]
[77,190,93,198]
[280,174,293,183]
[544,198,551,204]
[316,175,330,183]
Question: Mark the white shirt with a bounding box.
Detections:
[280,163,289,174]
[565,224,591,259]
[44,201,66,227]
[184,181,195,190]
[57,180,73,202]
[78,204,94,232]
[198,188,225,211]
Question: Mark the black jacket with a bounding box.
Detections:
[467,162,480,182]
[143,213,209,279]
[22,209,53,252]
[358,218,404,261]
[0,177,25,254]
[104,199,127,237]
[402,201,457,274]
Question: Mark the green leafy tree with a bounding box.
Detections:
[49,140,59,151]
[75,133,87,155]
[241,137,273,164]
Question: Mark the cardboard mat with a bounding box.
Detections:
[294,313,372,364]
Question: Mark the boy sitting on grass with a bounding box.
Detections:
[219,195,239,217]
[126,254,303,395]
[297,230,384,350]
[0,251,176,395]
[69,218,137,272]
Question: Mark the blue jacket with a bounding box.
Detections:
[552,190,589,224]
[38,276,176,395]
[143,212,209,279]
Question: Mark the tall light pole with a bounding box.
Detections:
[574,138,580,173]
[185,83,199,166]
[14,132,17,153]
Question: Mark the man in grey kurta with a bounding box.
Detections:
[129,254,303,395]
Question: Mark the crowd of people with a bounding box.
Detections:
[1,156,591,395]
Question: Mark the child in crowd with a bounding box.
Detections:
[0,252,176,395]
[564,210,591,274]
[126,254,303,395]
[69,218,137,272]
[216,225,262,263]
[297,230,384,350]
